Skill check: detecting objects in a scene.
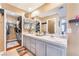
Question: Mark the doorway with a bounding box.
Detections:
[6,11,22,50]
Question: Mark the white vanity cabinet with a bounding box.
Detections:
[23,34,66,56]
[36,39,45,56]
[30,37,36,54]
[46,43,66,56]
[23,35,31,50]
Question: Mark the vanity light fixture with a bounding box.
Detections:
[28,8,32,12]
[32,10,40,17]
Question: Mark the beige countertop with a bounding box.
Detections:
[23,32,67,48]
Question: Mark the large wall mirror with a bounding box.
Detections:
[47,19,55,34]
[46,14,60,35]
[23,19,38,34]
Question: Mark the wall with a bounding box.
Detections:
[0,4,1,8]
[32,3,63,15]
[66,3,79,20]
[1,3,25,16]
[67,3,79,56]
[7,15,17,23]
[67,23,79,56]
[0,13,4,51]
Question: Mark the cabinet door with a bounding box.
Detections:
[31,47,36,54]
[36,40,45,56]
[30,38,36,48]
[60,48,66,56]
[30,38,36,54]
[46,43,61,56]
[25,36,31,50]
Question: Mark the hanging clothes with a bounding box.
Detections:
[6,23,10,35]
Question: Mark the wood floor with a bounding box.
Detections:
[6,46,33,56]
[5,40,33,56]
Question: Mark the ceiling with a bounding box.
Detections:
[9,3,44,12]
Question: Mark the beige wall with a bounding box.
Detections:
[67,3,79,56]
[67,23,79,56]
[1,3,25,15]
[66,3,79,20]
[25,13,31,18]
[0,4,1,8]
[32,3,63,14]
[0,13,4,51]
[7,15,17,23]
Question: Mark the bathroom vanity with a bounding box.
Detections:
[22,33,67,56]
[22,15,67,56]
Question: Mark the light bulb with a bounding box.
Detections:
[28,8,32,12]
[32,10,39,17]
